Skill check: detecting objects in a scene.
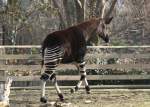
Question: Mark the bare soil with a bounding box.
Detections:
[10,89,150,107]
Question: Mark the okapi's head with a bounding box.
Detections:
[96,17,113,43]
[96,0,115,43]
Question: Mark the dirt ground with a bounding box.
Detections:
[10,89,150,107]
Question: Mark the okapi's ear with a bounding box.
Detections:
[105,16,113,24]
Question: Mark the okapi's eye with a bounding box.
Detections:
[102,24,105,29]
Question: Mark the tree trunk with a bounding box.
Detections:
[63,0,72,26]
[75,0,86,23]
[52,0,67,29]
[95,0,101,17]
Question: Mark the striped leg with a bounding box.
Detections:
[71,61,90,94]
[40,79,47,103]
[40,70,64,103]
[40,47,64,103]
[50,72,64,101]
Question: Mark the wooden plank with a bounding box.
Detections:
[86,53,150,59]
[0,53,149,59]
[0,45,40,48]
[58,64,150,70]
[85,64,150,70]
[11,85,150,90]
[0,45,150,49]
[0,64,149,71]
[0,75,150,81]
[87,45,150,49]
[0,54,41,59]
[0,65,41,71]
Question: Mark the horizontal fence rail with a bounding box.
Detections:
[0,75,150,82]
[0,45,150,48]
[11,85,150,90]
[0,53,150,60]
[0,64,149,71]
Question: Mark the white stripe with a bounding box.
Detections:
[45,65,57,67]
[46,51,63,55]
[45,52,63,57]
[80,61,86,65]
[46,46,61,51]
[77,81,82,88]
[44,56,61,60]
[84,78,89,86]
[41,81,46,97]
[55,82,61,94]
[44,59,58,63]
[44,57,60,62]
[46,49,61,54]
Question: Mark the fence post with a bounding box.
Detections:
[0,77,13,107]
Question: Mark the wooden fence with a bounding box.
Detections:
[0,45,150,89]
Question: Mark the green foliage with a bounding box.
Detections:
[0,0,58,45]
[111,39,126,46]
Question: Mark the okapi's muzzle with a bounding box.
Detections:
[99,33,109,43]
[104,34,109,43]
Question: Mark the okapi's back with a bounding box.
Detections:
[42,26,87,63]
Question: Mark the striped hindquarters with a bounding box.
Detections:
[44,46,64,73]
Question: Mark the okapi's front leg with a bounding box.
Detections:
[71,61,90,94]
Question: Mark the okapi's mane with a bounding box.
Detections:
[74,18,100,30]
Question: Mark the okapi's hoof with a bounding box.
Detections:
[40,97,47,103]
[85,86,91,94]
[86,91,91,94]
[70,86,78,94]
[70,88,75,94]
[58,93,64,101]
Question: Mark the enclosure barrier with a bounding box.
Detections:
[0,45,150,89]
[0,78,12,107]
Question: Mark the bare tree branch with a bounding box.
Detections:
[101,0,107,18]
[77,0,82,8]
[105,0,117,18]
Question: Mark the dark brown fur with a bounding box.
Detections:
[41,18,111,63]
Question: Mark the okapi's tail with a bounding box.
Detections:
[40,44,45,69]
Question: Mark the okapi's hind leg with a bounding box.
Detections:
[40,72,49,103]
[50,72,64,101]
[70,61,90,94]
[40,47,64,103]
[40,66,64,103]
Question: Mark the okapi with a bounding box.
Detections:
[40,17,113,103]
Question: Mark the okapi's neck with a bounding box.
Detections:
[77,18,101,42]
